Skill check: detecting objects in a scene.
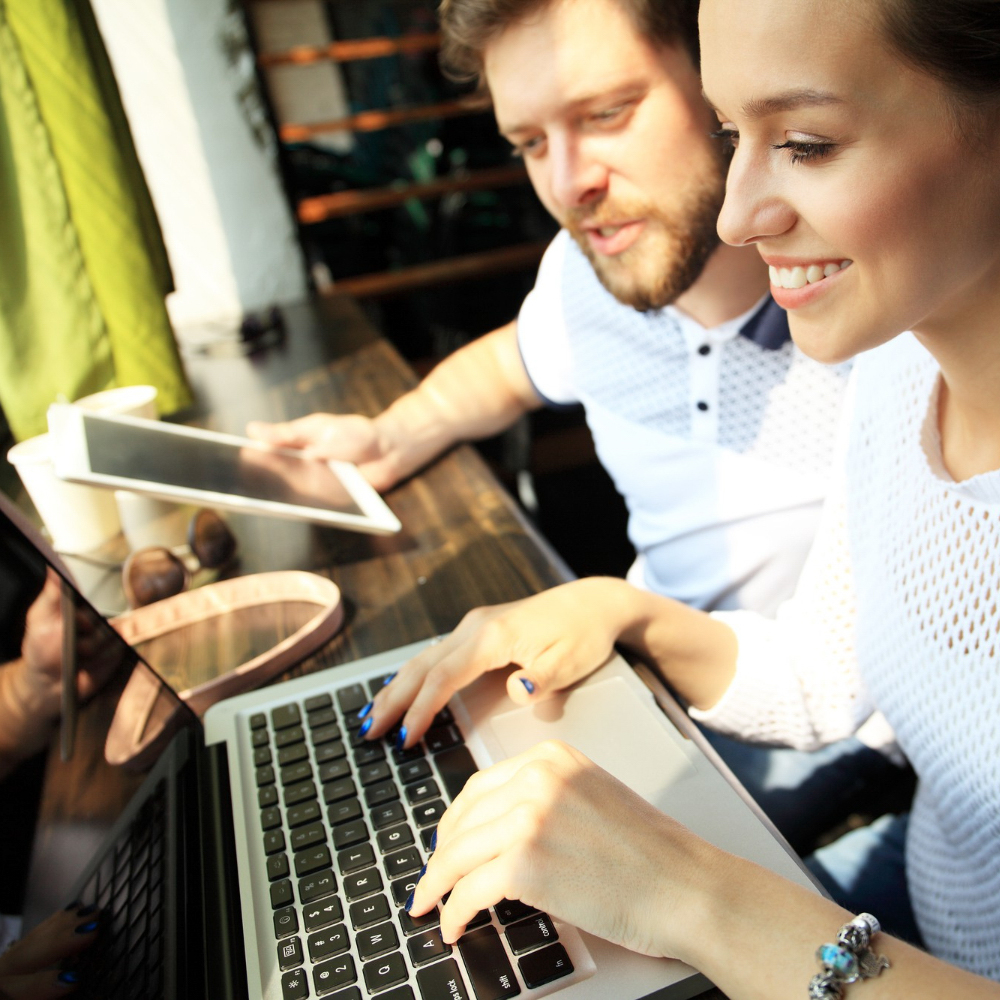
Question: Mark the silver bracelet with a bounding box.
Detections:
[808,913,891,999]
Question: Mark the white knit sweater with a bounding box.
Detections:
[694,333,1000,978]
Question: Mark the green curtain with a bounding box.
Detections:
[0,0,191,442]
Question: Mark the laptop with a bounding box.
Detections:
[0,492,820,1000]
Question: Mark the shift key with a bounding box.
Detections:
[434,745,478,802]
[458,926,520,999]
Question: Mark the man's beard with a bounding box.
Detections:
[565,166,726,312]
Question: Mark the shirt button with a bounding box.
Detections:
[696,401,709,412]
[698,344,711,356]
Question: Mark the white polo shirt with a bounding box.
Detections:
[517,230,851,614]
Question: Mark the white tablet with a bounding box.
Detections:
[47,405,402,536]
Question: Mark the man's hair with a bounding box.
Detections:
[439,0,700,84]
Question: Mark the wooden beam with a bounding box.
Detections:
[279,97,491,141]
[298,164,528,223]
[328,241,548,299]
[259,33,441,67]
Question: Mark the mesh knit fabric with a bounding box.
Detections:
[697,333,1000,978]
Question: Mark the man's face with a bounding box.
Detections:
[484,0,726,311]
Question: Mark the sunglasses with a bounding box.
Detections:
[121,509,238,608]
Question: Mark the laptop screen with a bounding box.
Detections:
[0,498,199,936]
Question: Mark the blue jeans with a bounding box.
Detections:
[701,727,913,856]
[806,813,923,946]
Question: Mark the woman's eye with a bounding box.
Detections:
[771,139,835,165]
[709,127,739,151]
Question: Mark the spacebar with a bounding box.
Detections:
[434,745,478,802]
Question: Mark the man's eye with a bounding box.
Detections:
[510,136,545,159]
[709,127,738,151]
[593,105,626,122]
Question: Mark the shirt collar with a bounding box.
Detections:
[737,295,791,351]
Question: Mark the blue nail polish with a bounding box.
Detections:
[359,716,373,737]
[520,677,535,694]
[76,903,98,917]
[58,971,80,985]
[418,865,427,879]
[430,830,437,851]
[395,726,408,751]
[75,920,98,934]
[383,673,396,686]
[357,701,373,720]
[405,890,415,912]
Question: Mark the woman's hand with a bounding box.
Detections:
[0,906,99,998]
[361,579,638,748]
[408,740,714,961]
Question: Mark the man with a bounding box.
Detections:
[251,0,846,618]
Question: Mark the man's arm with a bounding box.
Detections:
[247,320,542,491]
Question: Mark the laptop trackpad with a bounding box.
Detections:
[488,677,695,805]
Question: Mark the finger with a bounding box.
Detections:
[359,643,447,740]
[0,969,81,999]
[0,910,98,976]
[438,857,517,944]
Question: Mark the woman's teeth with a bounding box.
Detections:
[769,260,852,289]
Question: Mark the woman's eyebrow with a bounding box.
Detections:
[702,88,843,120]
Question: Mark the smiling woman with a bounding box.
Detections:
[345,2,1000,998]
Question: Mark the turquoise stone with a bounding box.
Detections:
[817,943,859,980]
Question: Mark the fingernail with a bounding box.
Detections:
[75,920,98,934]
[58,971,80,985]
[383,673,396,687]
[64,900,82,911]
[405,890,415,912]
[395,726,408,751]
[76,903,98,917]
[359,716,373,737]
[357,702,373,720]
[430,830,437,851]
[520,677,535,694]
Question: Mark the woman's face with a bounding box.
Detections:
[700,0,1000,364]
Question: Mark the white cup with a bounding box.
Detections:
[73,384,158,421]
[114,493,191,551]
[7,433,123,554]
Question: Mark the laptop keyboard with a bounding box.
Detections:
[72,780,168,999]
[248,677,575,999]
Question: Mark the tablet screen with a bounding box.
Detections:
[83,414,366,517]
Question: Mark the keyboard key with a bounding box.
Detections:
[315,741,347,764]
[252,728,270,748]
[308,924,349,962]
[412,800,446,828]
[433,706,454,727]
[281,967,309,1000]
[377,824,414,854]
[416,958,470,1000]
[264,830,286,855]
[357,922,398,961]
[405,779,440,805]
[337,843,375,875]
[290,822,327,853]
[407,928,451,967]
[270,879,293,909]
[364,780,399,809]
[287,801,322,829]
[434,746,478,802]
[371,801,406,830]
[362,951,407,994]
[424,725,463,754]
[254,747,272,766]
[259,786,279,809]
[458,926,520,1000]
[272,704,302,730]
[352,743,386,767]
[323,990,361,1000]
[344,867,383,900]
[256,765,275,788]
[312,724,342,746]
[273,906,299,939]
[390,874,420,908]
[517,943,573,989]
[295,845,332,878]
[384,846,422,878]
[303,897,343,933]
[349,894,390,930]
[261,807,282,831]
[368,673,394,696]
[467,910,492,930]
[267,854,290,881]
[277,936,304,971]
[319,760,352,785]
[249,712,267,730]
[398,907,439,936]
[281,761,313,786]
[420,827,437,852]
[336,684,367,715]
[284,781,318,807]
[312,954,357,995]
[392,743,425,765]
[328,798,363,826]
[505,913,558,955]
[299,869,337,903]
[494,899,537,926]
[332,819,368,851]
[307,707,338,730]
[323,778,357,805]
[278,743,310,767]
[398,760,432,785]
[304,693,332,713]
[275,726,305,749]
[358,761,392,786]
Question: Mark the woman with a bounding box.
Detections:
[360,0,1000,993]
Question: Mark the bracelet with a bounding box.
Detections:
[808,913,891,999]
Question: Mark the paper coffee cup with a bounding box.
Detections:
[7,434,122,554]
[74,384,158,420]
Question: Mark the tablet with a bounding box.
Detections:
[47,405,402,536]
